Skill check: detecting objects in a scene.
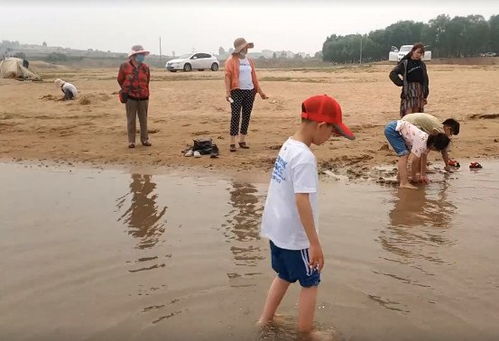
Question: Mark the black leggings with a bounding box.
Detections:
[230,89,256,136]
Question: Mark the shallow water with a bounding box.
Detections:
[1,161,498,341]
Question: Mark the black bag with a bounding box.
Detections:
[193,138,213,155]
[119,89,128,104]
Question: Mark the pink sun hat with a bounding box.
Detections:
[128,45,150,58]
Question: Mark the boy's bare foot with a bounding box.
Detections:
[400,183,418,190]
[256,319,269,328]
[256,314,285,328]
[298,329,335,341]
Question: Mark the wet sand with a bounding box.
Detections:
[1,64,498,176]
[1,161,499,340]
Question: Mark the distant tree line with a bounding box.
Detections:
[322,14,499,63]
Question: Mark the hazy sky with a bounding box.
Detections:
[1,1,498,55]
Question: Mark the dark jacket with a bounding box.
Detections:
[389,58,429,99]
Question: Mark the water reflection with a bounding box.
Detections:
[389,181,455,229]
[223,182,265,285]
[116,174,167,249]
[256,315,338,341]
[379,182,457,265]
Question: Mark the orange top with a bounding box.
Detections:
[224,56,261,92]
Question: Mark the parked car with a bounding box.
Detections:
[480,52,497,57]
[165,53,219,72]
[389,45,432,62]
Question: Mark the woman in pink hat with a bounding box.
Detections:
[224,38,268,152]
[117,45,152,148]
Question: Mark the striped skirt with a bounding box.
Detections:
[400,82,425,117]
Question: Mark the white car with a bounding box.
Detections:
[389,45,432,62]
[165,53,219,72]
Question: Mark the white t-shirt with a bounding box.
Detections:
[396,120,429,157]
[238,58,254,90]
[62,82,78,96]
[260,138,319,250]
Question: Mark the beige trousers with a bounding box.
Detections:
[126,99,149,144]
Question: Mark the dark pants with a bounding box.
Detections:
[63,89,74,100]
[126,99,149,144]
[230,89,256,136]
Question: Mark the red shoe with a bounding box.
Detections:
[448,159,460,167]
[469,162,482,169]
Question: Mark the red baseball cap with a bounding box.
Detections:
[301,94,355,140]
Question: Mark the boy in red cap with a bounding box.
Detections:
[258,95,354,337]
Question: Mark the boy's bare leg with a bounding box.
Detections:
[258,276,290,325]
[398,155,417,189]
[297,285,318,333]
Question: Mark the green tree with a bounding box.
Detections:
[323,34,365,63]
[489,15,499,52]
[464,15,489,56]
[384,21,425,49]
[427,14,451,57]
[46,52,68,62]
[14,52,26,59]
[321,13,499,62]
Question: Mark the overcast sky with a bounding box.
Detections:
[1,1,498,55]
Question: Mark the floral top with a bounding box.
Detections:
[396,120,429,157]
[117,60,150,100]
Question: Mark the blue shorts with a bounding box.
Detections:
[270,241,321,288]
[384,121,409,156]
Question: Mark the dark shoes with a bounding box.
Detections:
[230,144,237,152]
[128,143,135,148]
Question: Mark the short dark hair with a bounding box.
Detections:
[427,133,450,151]
[442,118,460,135]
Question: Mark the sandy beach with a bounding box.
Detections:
[2,62,499,340]
[1,63,498,176]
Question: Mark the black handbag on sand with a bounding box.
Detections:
[193,138,213,155]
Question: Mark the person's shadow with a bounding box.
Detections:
[116,174,167,250]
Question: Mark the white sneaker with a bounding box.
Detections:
[193,151,201,158]
[184,149,193,157]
